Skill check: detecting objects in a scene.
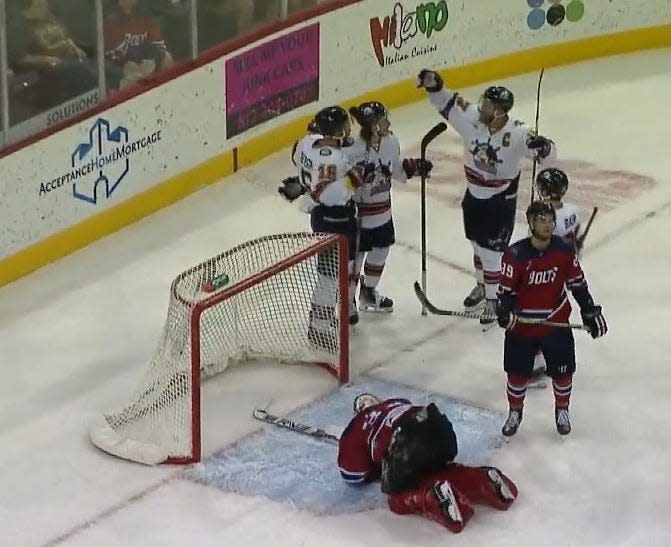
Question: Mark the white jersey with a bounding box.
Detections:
[292,134,364,210]
[346,133,407,229]
[428,90,557,199]
[553,202,581,245]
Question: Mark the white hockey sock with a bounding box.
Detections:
[480,247,503,300]
[363,247,390,288]
[353,251,366,281]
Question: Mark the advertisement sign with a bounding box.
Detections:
[225,23,320,138]
[369,1,449,68]
[37,117,162,205]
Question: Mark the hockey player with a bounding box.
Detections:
[531,167,582,382]
[496,201,608,437]
[346,101,433,313]
[278,105,374,341]
[338,394,518,533]
[416,69,557,324]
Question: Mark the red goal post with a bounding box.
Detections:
[89,233,349,465]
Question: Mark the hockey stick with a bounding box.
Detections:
[530,68,545,204]
[413,281,590,331]
[420,122,449,316]
[576,206,598,250]
[252,409,340,444]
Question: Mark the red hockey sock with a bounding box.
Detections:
[552,373,572,409]
[506,373,528,410]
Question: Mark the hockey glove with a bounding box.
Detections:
[416,69,444,92]
[402,158,433,179]
[526,135,553,159]
[278,176,307,202]
[495,300,517,331]
[581,305,608,339]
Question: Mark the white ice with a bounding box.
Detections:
[1,49,670,547]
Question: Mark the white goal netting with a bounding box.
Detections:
[89,233,348,465]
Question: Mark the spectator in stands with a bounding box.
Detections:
[7,0,97,111]
[197,0,253,53]
[104,0,174,91]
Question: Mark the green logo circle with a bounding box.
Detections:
[566,0,585,22]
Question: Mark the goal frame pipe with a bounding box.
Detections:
[170,233,349,464]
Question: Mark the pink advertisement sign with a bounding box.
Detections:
[225,23,320,138]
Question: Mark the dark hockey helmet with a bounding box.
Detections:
[314,105,351,138]
[348,101,388,127]
[536,168,569,200]
[526,200,557,227]
[483,85,514,112]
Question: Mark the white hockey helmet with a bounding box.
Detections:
[353,393,381,413]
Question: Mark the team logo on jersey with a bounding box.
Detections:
[369,1,448,68]
[528,267,559,285]
[469,138,503,175]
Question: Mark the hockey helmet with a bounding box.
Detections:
[349,101,388,127]
[536,168,569,200]
[353,393,380,413]
[482,85,514,113]
[526,200,557,228]
[314,105,351,138]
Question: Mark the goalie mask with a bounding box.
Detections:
[536,168,569,201]
[353,393,380,413]
[349,101,391,140]
[314,105,351,140]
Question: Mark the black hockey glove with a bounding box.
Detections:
[526,134,553,159]
[402,158,433,179]
[495,299,517,331]
[278,176,307,202]
[416,69,444,92]
[581,305,608,339]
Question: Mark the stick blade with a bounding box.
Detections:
[421,122,448,154]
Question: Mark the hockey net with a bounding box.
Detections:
[89,232,349,465]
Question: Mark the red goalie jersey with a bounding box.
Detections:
[337,398,419,484]
[499,235,588,337]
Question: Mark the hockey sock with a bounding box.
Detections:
[363,246,390,288]
[552,373,572,409]
[471,241,484,284]
[480,247,502,300]
[353,251,366,281]
[506,373,528,410]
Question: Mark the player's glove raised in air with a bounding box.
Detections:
[278,176,307,202]
[526,134,553,159]
[416,69,444,92]
[402,158,433,178]
[495,299,517,331]
[581,304,608,339]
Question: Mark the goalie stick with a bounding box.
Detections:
[413,281,590,331]
[252,408,340,444]
[420,122,449,316]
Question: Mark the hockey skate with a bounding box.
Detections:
[480,299,497,326]
[463,283,485,310]
[359,284,393,313]
[502,408,523,437]
[555,407,571,435]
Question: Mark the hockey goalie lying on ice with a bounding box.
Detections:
[337,394,518,533]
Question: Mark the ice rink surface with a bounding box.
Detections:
[1,49,670,546]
